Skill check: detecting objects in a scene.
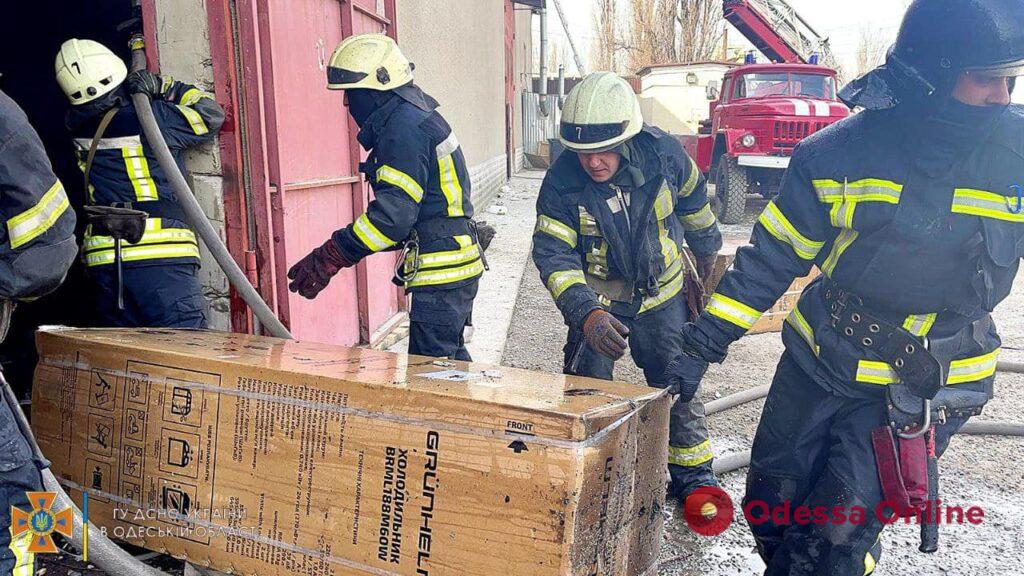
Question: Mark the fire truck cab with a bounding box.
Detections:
[681,62,849,223]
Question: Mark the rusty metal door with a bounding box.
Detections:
[342,0,406,345]
[226,0,401,345]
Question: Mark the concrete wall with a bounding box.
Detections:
[154,0,231,331]
[396,0,509,208]
[639,64,733,135]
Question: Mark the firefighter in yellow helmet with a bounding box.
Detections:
[56,38,224,328]
[532,72,723,498]
[289,34,485,360]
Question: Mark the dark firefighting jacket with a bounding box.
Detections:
[685,101,1022,399]
[533,126,722,328]
[0,90,77,300]
[66,80,224,269]
[333,96,482,291]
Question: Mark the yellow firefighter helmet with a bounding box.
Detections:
[55,39,127,105]
[559,72,644,152]
[326,33,414,91]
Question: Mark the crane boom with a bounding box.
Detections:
[550,0,587,75]
[724,0,837,69]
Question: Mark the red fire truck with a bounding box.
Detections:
[680,0,850,223]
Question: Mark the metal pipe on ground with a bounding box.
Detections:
[706,361,1024,418]
[128,42,292,339]
[713,420,1024,475]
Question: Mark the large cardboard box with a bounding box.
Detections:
[693,237,820,335]
[31,328,669,576]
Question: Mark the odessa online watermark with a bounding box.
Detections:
[683,487,986,536]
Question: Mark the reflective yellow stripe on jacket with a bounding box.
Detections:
[951,188,1024,223]
[407,235,480,270]
[84,218,200,266]
[707,293,763,330]
[903,313,937,338]
[547,269,587,299]
[9,530,33,576]
[856,349,1000,386]
[679,156,700,198]
[405,260,484,288]
[378,165,424,202]
[436,132,465,217]
[122,146,159,201]
[759,200,824,260]
[813,178,902,276]
[536,215,578,248]
[352,213,396,252]
[785,303,819,356]
[638,259,685,314]
[7,180,71,249]
[175,105,209,135]
[680,203,717,232]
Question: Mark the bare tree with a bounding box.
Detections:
[592,0,627,73]
[676,0,724,62]
[854,25,891,77]
[594,0,723,74]
[626,0,676,71]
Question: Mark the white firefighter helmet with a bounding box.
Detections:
[559,72,644,152]
[326,33,414,91]
[55,39,127,105]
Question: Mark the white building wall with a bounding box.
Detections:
[396,0,511,209]
[639,64,733,135]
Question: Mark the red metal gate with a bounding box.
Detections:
[205,0,402,345]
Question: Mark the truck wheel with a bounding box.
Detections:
[714,156,748,225]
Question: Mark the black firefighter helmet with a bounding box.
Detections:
[840,0,1024,110]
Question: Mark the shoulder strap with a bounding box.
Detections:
[82,107,120,203]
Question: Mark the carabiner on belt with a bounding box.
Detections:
[393,239,421,286]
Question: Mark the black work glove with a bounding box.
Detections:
[83,205,148,244]
[696,254,717,285]
[662,350,709,403]
[581,309,630,360]
[126,70,166,99]
[287,239,354,300]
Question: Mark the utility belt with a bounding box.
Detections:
[391,216,493,287]
[824,280,990,554]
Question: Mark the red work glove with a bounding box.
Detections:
[582,309,630,360]
[287,239,354,300]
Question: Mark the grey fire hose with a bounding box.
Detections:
[0,367,166,575]
[709,361,1024,475]
[129,40,292,339]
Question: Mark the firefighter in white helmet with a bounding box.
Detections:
[288,33,485,360]
[532,72,723,498]
[56,38,224,328]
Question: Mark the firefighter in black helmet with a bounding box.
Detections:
[663,0,1024,573]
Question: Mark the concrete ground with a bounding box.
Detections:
[500,178,1024,576]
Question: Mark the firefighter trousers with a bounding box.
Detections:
[0,391,39,576]
[563,293,715,491]
[90,263,208,329]
[408,279,479,361]
[744,351,968,576]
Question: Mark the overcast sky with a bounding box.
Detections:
[549,0,909,75]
